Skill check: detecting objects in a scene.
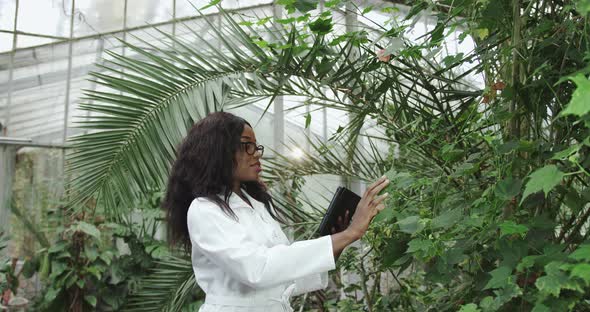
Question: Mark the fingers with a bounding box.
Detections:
[372,192,389,206]
[363,178,389,202]
[364,175,388,196]
[373,203,386,216]
[369,194,388,216]
[370,176,388,192]
[363,179,390,204]
[371,179,390,197]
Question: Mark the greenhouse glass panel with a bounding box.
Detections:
[16,0,71,38]
[15,34,57,49]
[0,0,15,30]
[5,42,71,143]
[125,0,175,28]
[0,33,12,53]
[74,0,125,36]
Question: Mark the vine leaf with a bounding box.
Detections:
[278,0,318,13]
[535,262,582,297]
[499,221,529,238]
[396,216,423,234]
[521,165,565,204]
[483,266,513,290]
[559,74,590,117]
[406,238,432,253]
[458,303,480,312]
[75,221,101,240]
[570,263,590,285]
[569,244,590,261]
[494,177,522,200]
[432,209,462,229]
[373,206,394,223]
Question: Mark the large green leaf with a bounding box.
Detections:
[406,238,433,253]
[458,303,480,312]
[498,221,529,238]
[396,216,424,234]
[535,262,582,297]
[75,221,101,240]
[569,244,590,261]
[432,209,462,229]
[483,266,513,290]
[494,177,522,200]
[521,165,565,204]
[559,74,590,117]
[570,263,590,285]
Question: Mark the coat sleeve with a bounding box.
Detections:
[291,272,330,296]
[187,199,336,289]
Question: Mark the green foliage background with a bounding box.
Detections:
[8,0,590,311]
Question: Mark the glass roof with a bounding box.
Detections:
[0,0,482,151]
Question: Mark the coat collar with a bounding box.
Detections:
[226,188,257,209]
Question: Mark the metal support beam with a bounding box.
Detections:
[344,1,361,195]
[62,0,75,146]
[122,0,128,57]
[0,29,68,40]
[0,136,31,145]
[272,2,285,156]
[0,145,16,233]
[172,0,177,47]
[83,37,104,136]
[320,0,328,143]
[61,0,75,192]
[4,0,19,137]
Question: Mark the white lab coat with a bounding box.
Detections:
[187,188,336,312]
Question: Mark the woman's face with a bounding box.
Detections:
[234,124,263,183]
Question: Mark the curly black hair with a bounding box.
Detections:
[163,112,282,250]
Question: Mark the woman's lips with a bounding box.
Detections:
[252,163,262,172]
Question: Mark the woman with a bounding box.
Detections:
[163,112,390,311]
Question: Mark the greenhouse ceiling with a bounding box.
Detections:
[0,0,480,149]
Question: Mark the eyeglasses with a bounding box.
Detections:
[240,142,264,156]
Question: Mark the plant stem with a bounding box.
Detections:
[359,259,373,312]
[509,0,522,140]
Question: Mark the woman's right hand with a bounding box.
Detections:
[346,176,390,240]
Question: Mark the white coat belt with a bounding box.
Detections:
[204,284,296,312]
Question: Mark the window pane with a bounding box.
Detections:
[0,0,16,30]
[16,0,70,37]
[75,0,125,36]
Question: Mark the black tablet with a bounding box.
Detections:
[318,186,362,236]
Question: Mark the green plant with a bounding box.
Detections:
[30,216,119,311]
[61,0,590,311]
[0,233,17,306]
[14,185,191,311]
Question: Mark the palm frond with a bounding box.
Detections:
[264,132,388,183]
[67,5,482,223]
[123,256,201,312]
